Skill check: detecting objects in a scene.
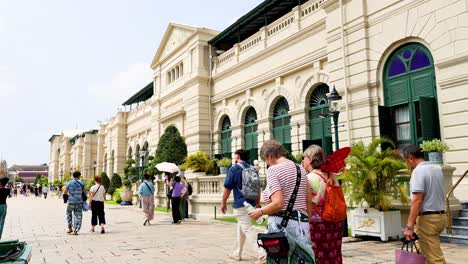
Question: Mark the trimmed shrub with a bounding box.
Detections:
[112,187,124,204]
[108,173,122,195]
[101,172,110,192]
[122,179,131,189]
[154,125,187,165]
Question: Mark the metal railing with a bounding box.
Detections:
[446,170,468,235]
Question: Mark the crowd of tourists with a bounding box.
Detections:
[221,140,447,264]
[9,183,52,199]
[0,139,447,264]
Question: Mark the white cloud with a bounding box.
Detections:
[0,66,17,97]
[88,62,153,103]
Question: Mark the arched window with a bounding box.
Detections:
[244,107,258,164]
[103,153,107,173]
[221,116,232,158]
[381,43,439,146]
[142,142,149,167]
[110,150,115,174]
[308,84,332,156]
[272,97,291,152]
[135,145,141,167]
[128,147,133,160]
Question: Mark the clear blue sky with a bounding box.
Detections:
[0,0,262,166]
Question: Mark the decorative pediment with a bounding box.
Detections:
[151,23,197,67]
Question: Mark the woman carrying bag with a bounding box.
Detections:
[248,140,316,264]
[89,176,106,234]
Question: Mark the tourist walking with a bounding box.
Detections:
[400,145,446,264]
[303,145,343,264]
[248,140,315,264]
[170,176,185,224]
[221,149,265,263]
[42,186,49,199]
[57,183,63,198]
[0,178,10,239]
[64,171,86,235]
[89,176,106,234]
[139,173,155,226]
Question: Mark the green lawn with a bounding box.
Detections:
[104,200,118,205]
[216,217,267,227]
[154,207,171,213]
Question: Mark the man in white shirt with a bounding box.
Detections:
[400,144,446,264]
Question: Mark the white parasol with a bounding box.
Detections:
[155,162,180,174]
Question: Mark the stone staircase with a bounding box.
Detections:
[441,202,468,245]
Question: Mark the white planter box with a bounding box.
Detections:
[350,207,402,241]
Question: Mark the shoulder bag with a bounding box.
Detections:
[75,179,87,201]
[144,182,154,195]
[257,164,301,257]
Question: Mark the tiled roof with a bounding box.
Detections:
[8,165,48,172]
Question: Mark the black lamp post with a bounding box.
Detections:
[326,85,348,237]
[138,150,148,209]
[139,150,148,182]
[327,85,343,151]
[60,169,63,183]
[93,160,97,177]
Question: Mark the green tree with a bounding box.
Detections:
[100,172,110,193]
[108,173,122,195]
[15,177,23,183]
[34,174,42,185]
[40,175,48,186]
[124,159,137,182]
[340,138,410,211]
[154,125,187,165]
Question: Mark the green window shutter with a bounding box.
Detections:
[378,105,395,141]
[283,126,291,144]
[419,97,440,141]
[411,72,435,99]
[385,79,409,106]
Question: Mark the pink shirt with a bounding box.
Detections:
[263,160,308,214]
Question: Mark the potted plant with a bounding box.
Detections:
[120,179,133,205]
[217,158,231,174]
[420,139,449,165]
[340,138,410,241]
[185,151,210,173]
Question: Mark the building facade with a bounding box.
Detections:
[49,0,468,199]
[49,130,98,181]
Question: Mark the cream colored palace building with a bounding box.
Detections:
[49,0,468,199]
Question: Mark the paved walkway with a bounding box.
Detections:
[4,195,468,263]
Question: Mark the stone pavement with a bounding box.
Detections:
[4,196,468,264]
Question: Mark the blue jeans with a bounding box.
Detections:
[66,203,83,232]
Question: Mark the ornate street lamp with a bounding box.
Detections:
[326,85,348,237]
[327,85,343,151]
[93,160,97,177]
[139,150,148,182]
[138,150,148,209]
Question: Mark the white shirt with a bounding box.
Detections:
[90,184,106,202]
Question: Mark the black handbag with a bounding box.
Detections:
[257,164,301,257]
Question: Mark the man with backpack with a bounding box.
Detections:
[221,149,265,263]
